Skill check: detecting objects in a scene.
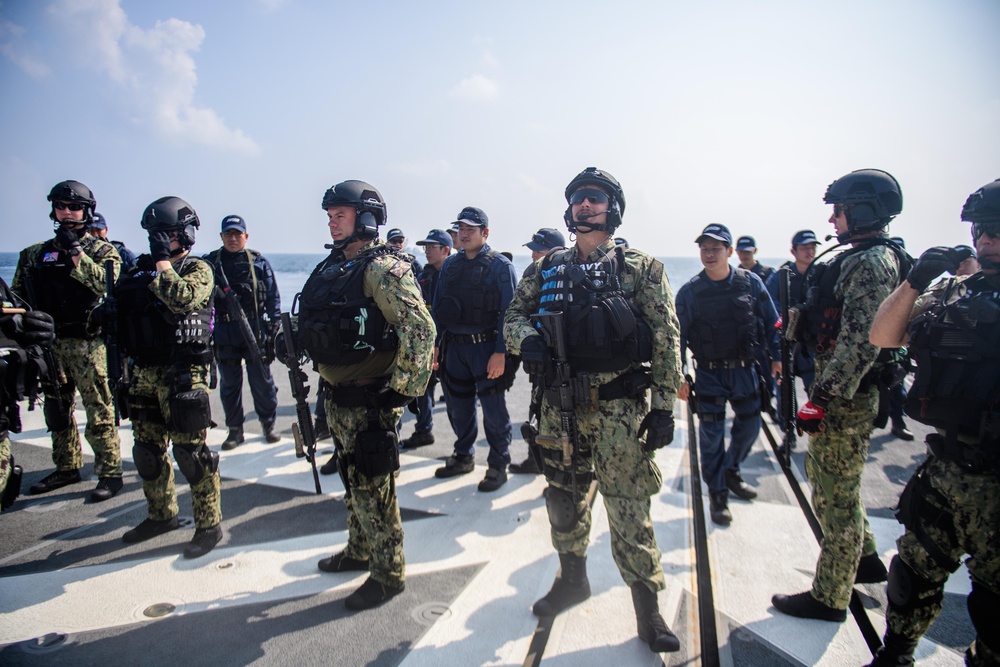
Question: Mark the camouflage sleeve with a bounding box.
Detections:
[632,255,682,411]
[11,243,44,297]
[503,261,543,352]
[71,238,122,297]
[368,256,436,397]
[813,248,899,400]
[150,256,215,314]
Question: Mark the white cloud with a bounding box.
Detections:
[449,74,500,102]
[49,0,259,154]
[0,17,51,77]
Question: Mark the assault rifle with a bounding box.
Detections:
[103,259,127,424]
[215,261,267,378]
[777,266,797,468]
[530,311,583,493]
[280,312,321,494]
[20,270,68,430]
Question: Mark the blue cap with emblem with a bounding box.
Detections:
[416,229,453,248]
[221,215,247,233]
[696,224,733,246]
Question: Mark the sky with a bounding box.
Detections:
[1,0,998,259]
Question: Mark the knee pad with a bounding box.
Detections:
[173,443,218,485]
[887,554,943,614]
[545,485,581,532]
[968,582,1000,655]
[132,441,164,481]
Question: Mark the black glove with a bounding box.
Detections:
[907,246,975,292]
[273,331,292,366]
[520,335,550,378]
[19,310,56,347]
[148,231,172,263]
[54,227,82,257]
[371,386,413,408]
[638,409,674,451]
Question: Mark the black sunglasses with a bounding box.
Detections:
[833,203,850,217]
[973,222,1000,241]
[53,201,86,211]
[569,189,610,206]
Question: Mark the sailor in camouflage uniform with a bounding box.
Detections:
[1,276,57,512]
[773,169,909,621]
[504,167,682,654]
[866,179,1000,667]
[285,180,434,611]
[112,196,223,559]
[12,180,123,502]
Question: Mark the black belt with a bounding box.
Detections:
[699,359,753,370]
[446,331,498,345]
[326,378,390,408]
[926,432,1000,474]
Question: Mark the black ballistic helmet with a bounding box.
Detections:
[321,180,387,248]
[823,169,902,241]
[141,196,200,249]
[961,179,1000,225]
[47,180,96,225]
[563,167,626,233]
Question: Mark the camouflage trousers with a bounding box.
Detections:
[1,435,10,512]
[887,455,1000,665]
[49,337,121,477]
[130,364,221,530]
[538,393,666,591]
[805,385,879,609]
[327,399,405,588]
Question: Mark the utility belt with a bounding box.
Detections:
[543,368,651,411]
[698,358,753,371]
[445,330,498,345]
[925,432,1000,474]
[325,377,393,409]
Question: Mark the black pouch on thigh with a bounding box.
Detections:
[169,389,212,433]
[43,392,72,432]
[355,413,399,479]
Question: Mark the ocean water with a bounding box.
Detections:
[0,251,783,305]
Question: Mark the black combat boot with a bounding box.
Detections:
[866,632,918,666]
[532,553,591,617]
[771,591,847,622]
[262,420,280,444]
[855,552,888,583]
[222,427,244,451]
[890,419,915,441]
[314,418,331,441]
[709,491,732,525]
[29,469,81,494]
[183,524,223,559]
[630,582,681,653]
[319,453,340,475]
[344,577,405,611]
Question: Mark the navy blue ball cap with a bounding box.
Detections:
[455,206,488,227]
[696,224,732,246]
[736,235,756,251]
[792,229,819,247]
[386,228,405,241]
[415,229,453,248]
[221,215,247,233]
[89,212,108,230]
[524,227,566,252]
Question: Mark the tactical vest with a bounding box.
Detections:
[28,239,104,338]
[297,246,399,366]
[435,250,503,330]
[116,256,214,365]
[685,267,759,364]
[538,246,653,373]
[798,239,910,354]
[206,249,268,324]
[905,274,1000,445]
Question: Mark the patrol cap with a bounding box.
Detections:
[791,229,819,247]
[696,223,732,246]
[386,228,406,241]
[89,212,108,230]
[449,222,460,233]
[735,235,756,251]
[454,206,488,228]
[416,229,453,248]
[221,215,247,233]
[524,227,565,252]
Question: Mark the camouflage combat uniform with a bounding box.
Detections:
[12,235,122,478]
[805,241,900,610]
[504,238,682,590]
[309,241,435,588]
[126,255,221,529]
[883,275,1000,666]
